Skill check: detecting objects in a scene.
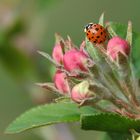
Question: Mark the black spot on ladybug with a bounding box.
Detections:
[100,27,103,29]
[105,35,106,38]
[89,38,91,40]
[101,32,103,35]
[95,28,99,31]
[100,41,102,43]
[88,30,90,33]
[91,36,94,39]
[93,24,97,27]
[87,33,89,36]
[94,41,97,43]
[94,39,98,42]
[97,36,100,38]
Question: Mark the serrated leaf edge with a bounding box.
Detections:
[5,103,80,134]
[81,112,140,123]
[80,112,140,133]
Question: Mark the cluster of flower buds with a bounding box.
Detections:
[37,17,140,119]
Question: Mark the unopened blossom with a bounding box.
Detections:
[52,43,64,64]
[54,70,70,94]
[63,48,92,74]
[71,81,94,103]
[107,36,130,60]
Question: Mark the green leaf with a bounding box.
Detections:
[107,133,131,140]
[5,102,96,134]
[126,21,132,46]
[103,132,131,140]
[98,13,104,26]
[38,51,58,66]
[36,82,61,95]
[85,37,99,61]
[81,113,140,133]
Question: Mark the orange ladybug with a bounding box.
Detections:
[84,23,108,44]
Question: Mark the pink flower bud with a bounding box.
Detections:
[54,70,70,94]
[71,81,94,103]
[52,44,63,64]
[63,48,91,73]
[107,36,130,60]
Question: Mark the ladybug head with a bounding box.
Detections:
[84,23,93,32]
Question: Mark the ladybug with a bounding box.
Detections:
[84,23,108,44]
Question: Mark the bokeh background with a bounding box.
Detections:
[0,0,140,140]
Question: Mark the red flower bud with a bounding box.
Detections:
[52,44,63,64]
[107,36,130,60]
[71,81,94,103]
[63,49,91,73]
[54,70,70,94]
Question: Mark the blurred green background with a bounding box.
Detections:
[0,0,140,140]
